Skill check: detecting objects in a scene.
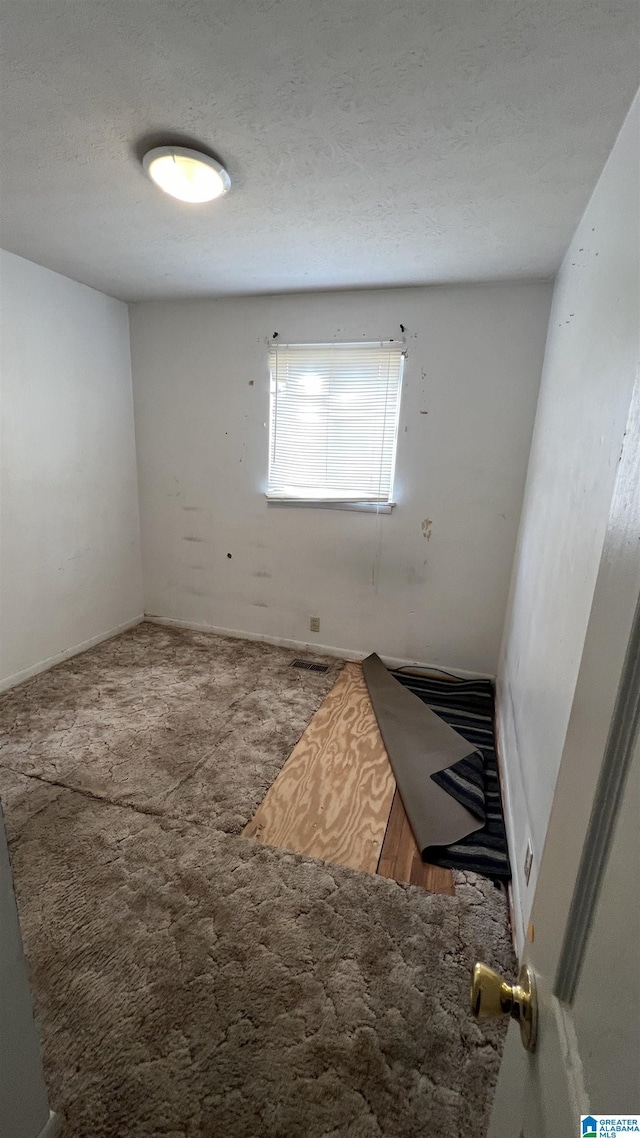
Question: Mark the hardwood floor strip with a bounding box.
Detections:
[376,789,455,895]
[243,662,396,874]
[376,789,405,881]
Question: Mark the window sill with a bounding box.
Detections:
[265,496,395,514]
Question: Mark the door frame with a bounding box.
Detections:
[489,375,640,1133]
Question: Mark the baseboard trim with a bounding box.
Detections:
[143,615,494,680]
[494,673,526,959]
[0,616,145,694]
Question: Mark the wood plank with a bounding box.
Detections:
[245,662,455,896]
[243,662,396,874]
[377,789,455,896]
[376,789,406,881]
[394,793,418,884]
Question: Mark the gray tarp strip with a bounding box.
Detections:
[362,653,484,855]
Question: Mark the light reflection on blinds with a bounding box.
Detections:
[267,342,404,502]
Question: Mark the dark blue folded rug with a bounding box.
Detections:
[389,670,511,881]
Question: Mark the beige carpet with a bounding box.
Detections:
[0,622,341,834]
[0,623,514,1138]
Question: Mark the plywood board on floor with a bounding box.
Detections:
[243,662,396,874]
[377,789,455,894]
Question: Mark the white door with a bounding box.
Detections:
[483,379,640,1137]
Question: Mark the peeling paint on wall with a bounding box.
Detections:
[421,518,433,541]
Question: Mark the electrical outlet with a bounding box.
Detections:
[309,616,320,633]
[524,841,533,885]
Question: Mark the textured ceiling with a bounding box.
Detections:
[1,0,638,300]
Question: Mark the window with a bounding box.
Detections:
[267,341,404,506]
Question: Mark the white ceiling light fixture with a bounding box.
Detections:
[142,146,231,203]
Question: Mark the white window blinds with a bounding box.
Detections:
[267,342,404,503]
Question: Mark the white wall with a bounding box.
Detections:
[497,94,640,940]
[130,282,551,674]
[0,250,143,689]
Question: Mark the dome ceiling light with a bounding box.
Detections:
[142,146,231,204]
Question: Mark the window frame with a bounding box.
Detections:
[265,340,404,512]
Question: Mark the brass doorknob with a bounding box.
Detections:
[470,962,538,1052]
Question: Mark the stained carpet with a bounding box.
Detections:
[0,624,514,1137]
